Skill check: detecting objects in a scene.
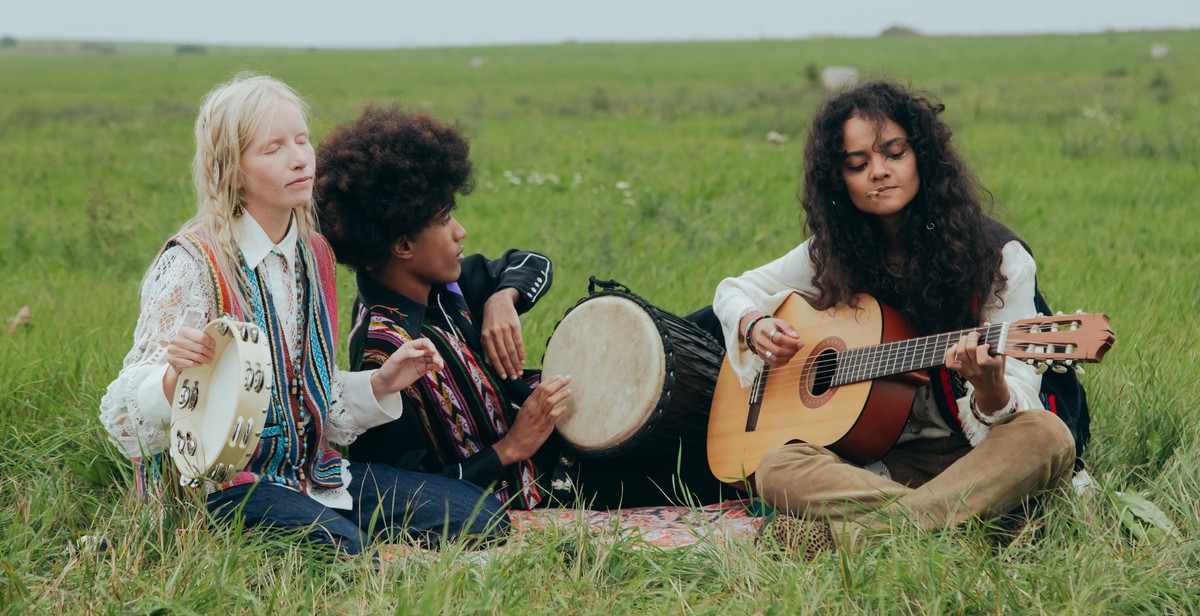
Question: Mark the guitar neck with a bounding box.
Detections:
[832,323,1005,386]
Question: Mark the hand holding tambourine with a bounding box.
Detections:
[168,317,445,487]
[169,317,272,486]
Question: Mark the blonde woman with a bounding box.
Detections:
[100,73,508,554]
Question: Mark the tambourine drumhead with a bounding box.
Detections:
[544,295,666,453]
[169,317,272,484]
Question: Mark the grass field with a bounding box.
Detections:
[1,31,1198,613]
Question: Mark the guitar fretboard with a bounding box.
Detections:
[832,323,1006,386]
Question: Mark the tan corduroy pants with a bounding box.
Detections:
[755,410,1077,533]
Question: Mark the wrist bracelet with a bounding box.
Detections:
[744,314,771,357]
[969,391,1018,426]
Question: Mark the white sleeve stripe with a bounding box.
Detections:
[502,253,552,303]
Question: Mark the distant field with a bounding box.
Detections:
[1,32,1197,613]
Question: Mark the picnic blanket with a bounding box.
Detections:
[381,499,765,560]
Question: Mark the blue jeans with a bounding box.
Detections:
[206,461,509,555]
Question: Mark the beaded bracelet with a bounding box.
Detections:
[969,391,1019,426]
[743,314,771,357]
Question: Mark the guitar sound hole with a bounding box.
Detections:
[810,349,837,396]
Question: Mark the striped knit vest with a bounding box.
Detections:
[166,230,344,492]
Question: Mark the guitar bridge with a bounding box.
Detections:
[746,365,769,431]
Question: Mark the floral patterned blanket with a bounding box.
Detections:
[381,499,764,560]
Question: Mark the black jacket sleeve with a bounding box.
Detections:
[457,249,553,319]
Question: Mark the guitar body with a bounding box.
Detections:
[707,293,925,485]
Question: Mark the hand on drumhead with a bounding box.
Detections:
[753,317,802,367]
[372,338,445,398]
[494,374,572,466]
[160,326,216,400]
[482,288,526,380]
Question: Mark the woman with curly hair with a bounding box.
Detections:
[100,74,508,555]
[712,80,1076,555]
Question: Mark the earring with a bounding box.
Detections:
[232,198,244,218]
[926,221,935,230]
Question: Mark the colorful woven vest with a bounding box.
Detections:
[159,229,345,492]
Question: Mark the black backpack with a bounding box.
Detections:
[1031,284,1092,469]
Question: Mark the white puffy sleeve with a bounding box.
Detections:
[321,371,404,446]
[98,246,216,459]
[712,239,819,387]
[955,241,1045,445]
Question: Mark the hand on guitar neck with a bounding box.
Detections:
[943,324,1010,416]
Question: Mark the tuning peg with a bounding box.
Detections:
[1034,362,1049,375]
[1056,311,1064,316]
[1025,359,1036,366]
[1075,309,1084,315]
[1052,364,1068,374]
[1073,364,1086,375]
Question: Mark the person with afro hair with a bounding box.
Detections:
[316,105,570,510]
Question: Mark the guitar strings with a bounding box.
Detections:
[752,333,1069,379]
[741,323,1082,386]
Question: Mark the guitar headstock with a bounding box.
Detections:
[1006,312,1114,374]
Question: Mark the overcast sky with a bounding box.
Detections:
[4,0,1197,48]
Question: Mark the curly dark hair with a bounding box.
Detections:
[316,105,475,271]
[800,80,1005,334]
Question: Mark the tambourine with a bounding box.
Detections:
[169,317,273,486]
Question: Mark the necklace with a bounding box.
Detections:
[286,248,310,482]
[239,247,311,484]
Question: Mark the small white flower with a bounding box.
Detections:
[615,181,631,190]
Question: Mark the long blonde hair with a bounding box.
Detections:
[183,72,318,315]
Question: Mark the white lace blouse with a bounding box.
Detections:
[99,214,402,505]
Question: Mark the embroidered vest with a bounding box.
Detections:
[165,230,344,492]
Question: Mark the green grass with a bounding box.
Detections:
[2,32,1198,613]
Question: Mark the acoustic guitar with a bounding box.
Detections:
[706,293,1113,485]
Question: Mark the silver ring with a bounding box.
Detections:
[769,329,779,343]
[764,350,773,360]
